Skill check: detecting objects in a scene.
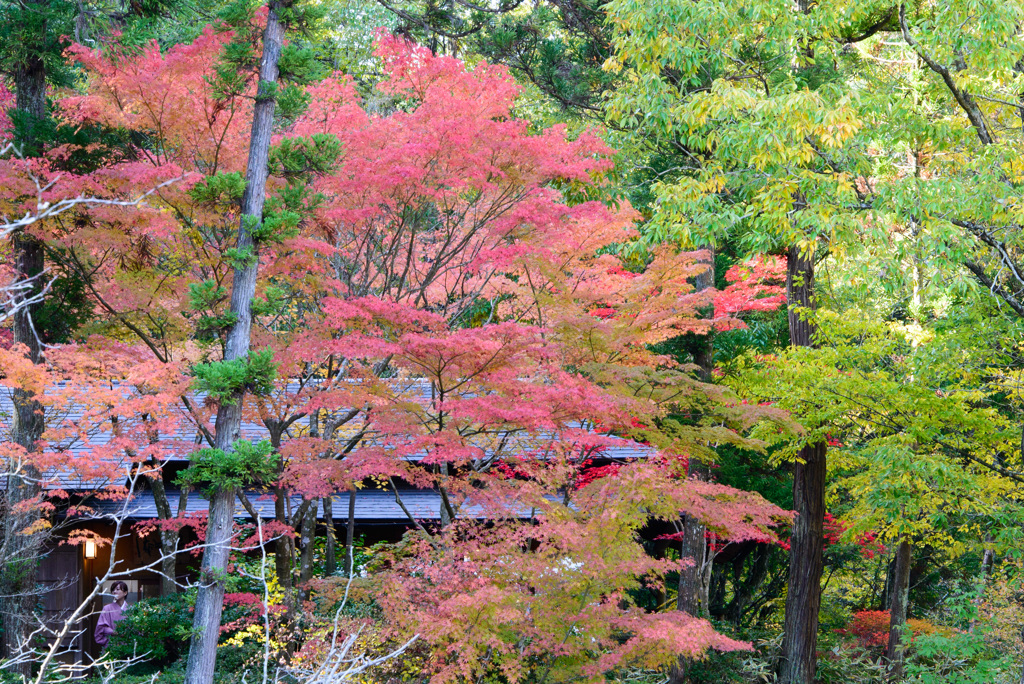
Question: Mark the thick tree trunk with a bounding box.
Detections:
[677,248,716,611]
[14,52,46,125]
[779,244,828,684]
[184,487,236,684]
[785,244,816,348]
[885,539,912,682]
[676,249,715,614]
[780,441,827,684]
[676,506,709,617]
[182,7,285,684]
[669,250,715,684]
[1,30,48,666]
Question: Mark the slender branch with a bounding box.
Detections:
[898,3,994,145]
[388,477,431,536]
[238,491,262,520]
[0,143,187,239]
[964,261,1024,318]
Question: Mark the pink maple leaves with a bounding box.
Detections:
[713,255,787,328]
[0,338,192,522]
[0,28,807,679]
[63,26,247,174]
[372,461,788,683]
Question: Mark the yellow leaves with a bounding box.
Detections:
[0,346,49,394]
[224,623,276,649]
[601,56,623,74]
[22,518,52,535]
[890,321,935,348]
[817,97,863,149]
[835,174,857,201]
[749,181,799,232]
[223,563,286,648]
[682,173,725,196]
[1001,158,1024,185]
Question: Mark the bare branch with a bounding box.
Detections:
[0,269,54,330]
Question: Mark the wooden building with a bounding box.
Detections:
[3,383,653,669]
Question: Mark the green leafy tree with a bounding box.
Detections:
[600,2,1024,680]
[733,311,1024,680]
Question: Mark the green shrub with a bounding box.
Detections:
[905,630,1016,684]
[104,591,270,682]
[212,639,264,684]
[106,594,195,669]
[82,662,185,684]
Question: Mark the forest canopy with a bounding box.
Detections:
[1,1,1024,684]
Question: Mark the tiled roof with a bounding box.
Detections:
[1,379,657,492]
[88,488,470,522]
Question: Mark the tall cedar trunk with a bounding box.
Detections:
[885,539,912,682]
[14,42,46,125]
[1,26,48,665]
[669,249,714,684]
[182,7,284,684]
[677,248,715,610]
[779,244,828,684]
[785,244,816,348]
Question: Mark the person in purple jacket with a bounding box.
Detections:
[94,581,129,648]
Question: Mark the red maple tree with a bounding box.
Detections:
[0,28,796,678]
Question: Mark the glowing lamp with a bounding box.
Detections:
[84,540,97,559]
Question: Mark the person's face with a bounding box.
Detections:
[112,586,127,602]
